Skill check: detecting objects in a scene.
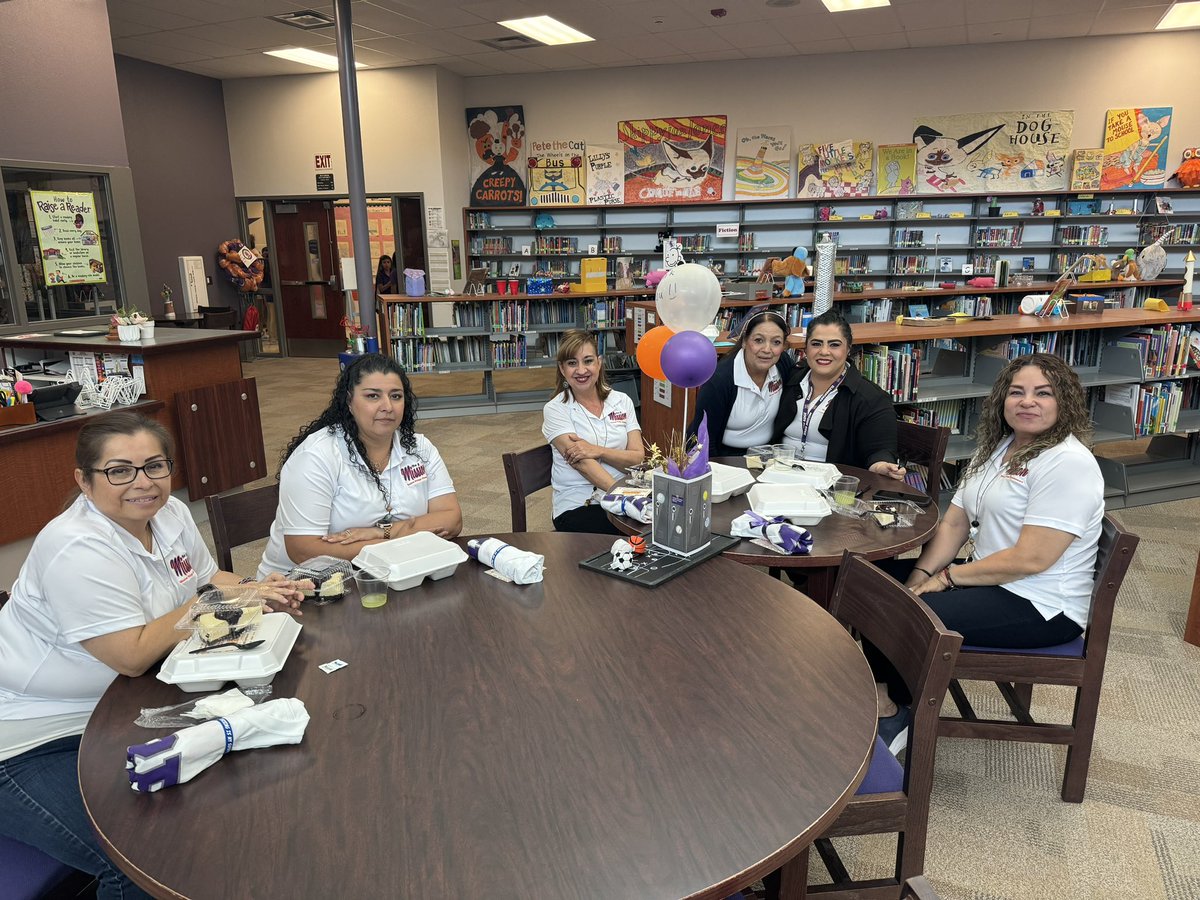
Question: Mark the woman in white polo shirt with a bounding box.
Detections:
[689,308,795,456]
[258,354,461,577]
[542,330,644,534]
[0,412,305,899]
[871,353,1105,751]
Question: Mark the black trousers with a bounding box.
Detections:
[552,504,621,535]
[869,557,1084,704]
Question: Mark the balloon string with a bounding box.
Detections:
[682,388,689,440]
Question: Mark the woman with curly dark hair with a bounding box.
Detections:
[871,353,1104,753]
[257,354,462,576]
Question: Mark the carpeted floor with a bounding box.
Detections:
[224,357,1200,900]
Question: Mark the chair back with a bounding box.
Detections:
[205,483,281,572]
[1081,514,1139,661]
[501,445,553,532]
[896,421,950,505]
[902,875,943,900]
[200,306,239,330]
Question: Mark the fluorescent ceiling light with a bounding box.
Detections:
[821,0,890,11]
[264,47,366,70]
[497,15,594,45]
[1157,1,1200,29]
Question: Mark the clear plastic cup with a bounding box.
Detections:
[746,445,775,466]
[355,572,389,609]
[773,444,796,467]
[832,475,860,506]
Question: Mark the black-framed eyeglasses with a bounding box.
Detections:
[86,459,174,485]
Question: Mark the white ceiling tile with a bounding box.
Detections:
[964,0,1033,23]
[687,48,750,61]
[1089,5,1171,34]
[504,46,590,69]
[1028,12,1095,38]
[451,22,526,40]
[167,20,334,51]
[436,55,505,76]
[465,49,548,72]
[460,0,545,20]
[110,36,212,63]
[905,23,970,45]
[791,35,855,54]
[355,37,454,60]
[1032,0,1106,16]
[893,0,967,30]
[640,53,698,67]
[966,19,1032,41]
[105,0,208,29]
[367,1,491,29]
[770,14,850,42]
[712,21,800,49]
[847,31,911,50]
[338,3,429,34]
[567,42,641,65]
[661,27,736,53]
[831,5,905,36]
[411,30,493,55]
[738,44,800,59]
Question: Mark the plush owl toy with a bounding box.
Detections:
[1173,147,1200,188]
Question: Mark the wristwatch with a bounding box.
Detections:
[377,518,392,540]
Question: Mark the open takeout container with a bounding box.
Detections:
[756,460,841,490]
[158,612,301,693]
[353,531,469,591]
[708,461,756,503]
[747,483,831,527]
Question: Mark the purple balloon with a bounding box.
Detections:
[660,330,718,388]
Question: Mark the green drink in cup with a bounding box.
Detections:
[832,475,860,507]
[355,572,389,609]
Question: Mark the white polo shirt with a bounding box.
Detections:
[951,434,1104,627]
[0,494,216,759]
[542,389,640,519]
[723,352,783,450]
[258,427,456,577]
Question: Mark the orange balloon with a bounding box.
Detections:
[636,325,674,381]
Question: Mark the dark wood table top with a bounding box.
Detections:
[0,328,254,355]
[611,460,940,569]
[79,532,876,900]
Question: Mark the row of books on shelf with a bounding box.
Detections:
[852,343,922,402]
[388,303,425,337]
[391,336,491,372]
[543,330,620,355]
[1103,380,1200,437]
[978,329,1103,367]
[975,224,1025,248]
[897,400,967,435]
[1060,225,1109,247]
[1110,326,1199,380]
[470,236,513,254]
[1140,223,1199,245]
[582,298,625,329]
[535,236,580,254]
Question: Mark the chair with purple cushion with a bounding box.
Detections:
[937,514,1138,802]
[762,551,961,900]
[0,835,86,899]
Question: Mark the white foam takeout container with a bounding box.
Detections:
[747,483,832,527]
[756,460,841,490]
[158,612,301,693]
[708,461,757,504]
[353,531,469,592]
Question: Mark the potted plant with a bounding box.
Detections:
[114,307,148,341]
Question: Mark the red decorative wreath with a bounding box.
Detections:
[216,239,265,292]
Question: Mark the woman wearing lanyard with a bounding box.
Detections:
[542,330,644,534]
[771,309,906,478]
[257,353,462,576]
[0,411,305,899]
[689,308,795,456]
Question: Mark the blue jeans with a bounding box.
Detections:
[0,735,154,900]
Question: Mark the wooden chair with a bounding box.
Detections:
[770,551,962,899]
[501,445,553,533]
[205,483,280,571]
[199,305,238,330]
[938,514,1139,802]
[902,875,943,900]
[896,421,950,506]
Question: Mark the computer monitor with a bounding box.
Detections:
[31,382,82,421]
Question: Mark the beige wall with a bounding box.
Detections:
[461,32,1199,196]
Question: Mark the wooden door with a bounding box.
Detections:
[272,200,345,357]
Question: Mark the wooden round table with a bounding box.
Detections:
[610,461,940,604]
[80,533,876,900]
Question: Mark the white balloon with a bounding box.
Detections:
[654,263,721,333]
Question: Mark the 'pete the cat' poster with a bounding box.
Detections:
[618,115,726,204]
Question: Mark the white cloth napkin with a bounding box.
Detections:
[598,492,653,524]
[126,697,309,792]
[181,687,254,720]
[467,538,545,584]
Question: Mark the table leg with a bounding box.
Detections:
[1185,550,1200,648]
[778,846,810,900]
[805,568,836,608]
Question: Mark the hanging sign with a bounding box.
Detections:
[30,190,106,285]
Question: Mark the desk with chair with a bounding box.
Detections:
[79,532,877,900]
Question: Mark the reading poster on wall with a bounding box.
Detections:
[619,115,726,204]
[527,139,586,206]
[585,145,622,205]
[466,106,527,206]
[911,110,1073,194]
[734,127,792,199]
[29,190,106,285]
[1100,107,1173,190]
[876,144,917,195]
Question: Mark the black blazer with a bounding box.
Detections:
[689,351,796,456]
[770,363,898,469]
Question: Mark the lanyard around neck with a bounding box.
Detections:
[799,368,846,452]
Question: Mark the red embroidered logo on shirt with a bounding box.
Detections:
[608,411,627,422]
[768,378,781,394]
[167,554,195,584]
[400,463,427,485]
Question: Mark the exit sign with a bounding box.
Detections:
[314,154,332,169]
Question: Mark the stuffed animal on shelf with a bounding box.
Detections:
[1112,249,1141,282]
[770,246,810,297]
[1172,147,1200,188]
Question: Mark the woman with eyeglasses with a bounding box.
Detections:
[0,411,306,899]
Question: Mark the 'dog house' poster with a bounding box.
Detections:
[466,106,527,206]
[30,190,106,285]
[619,115,726,204]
